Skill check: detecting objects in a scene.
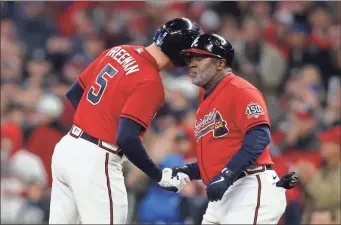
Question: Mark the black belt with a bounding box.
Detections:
[235,165,273,182]
[70,128,123,157]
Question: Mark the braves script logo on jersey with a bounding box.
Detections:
[245,102,264,119]
[195,108,229,141]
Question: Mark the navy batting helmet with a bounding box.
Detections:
[153,18,204,67]
[181,33,235,67]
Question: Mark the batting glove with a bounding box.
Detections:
[158,168,190,192]
[276,172,298,189]
[206,168,236,202]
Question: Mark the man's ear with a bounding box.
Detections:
[217,59,226,71]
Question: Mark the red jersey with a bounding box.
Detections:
[74,45,164,144]
[195,73,273,185]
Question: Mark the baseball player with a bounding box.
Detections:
[49,18,203,224]
[170,34,298,224]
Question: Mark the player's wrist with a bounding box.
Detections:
[220,168,237,185]
[176,166,190,177]
[156,168,163,182]
[176,163,201,180]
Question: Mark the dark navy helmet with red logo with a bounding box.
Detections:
[153,18,204,67]
[181,33,235,67]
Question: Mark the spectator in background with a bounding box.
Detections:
[50,54,87,97]
[264,9,293,58]
[285,22,315,85]
[309,209,338,224]
[249,1,272,27]
[326,45,341,91]
[0,104,25,158]
[1,172,26,223]
[26,94,65,188]
[45,35,73,75]
[234,17,287,108]
[1,19,18,42]
[101,13,131,49]
[273,65,323,152]
[1,114,47,224]
[9,148,47,189]
[217,15,240,45]
[309,7,333,50]
[124,125,180,223]
[5,147,48,224]
[1,19,25,83]
[15,179,50,224]
[23,50,53,90]
[295,124,341,224]
[324,77,341,126]
[82,36,105,63]
[13,2,58,55]
[308,6,339,88]
[162,74,199,124]
[137,130,196,224]
[71,9,98,53]
[286,20,332,89]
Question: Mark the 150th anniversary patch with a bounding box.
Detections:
[245,102,264,119]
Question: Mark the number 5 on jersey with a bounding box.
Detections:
[87,63,118,105]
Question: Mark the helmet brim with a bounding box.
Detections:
[181,48,222,59]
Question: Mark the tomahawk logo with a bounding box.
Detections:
[195,109,229,141]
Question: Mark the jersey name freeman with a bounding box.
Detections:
[106,47,140,75]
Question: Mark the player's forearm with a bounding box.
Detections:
[66,80,84,109]
[118,136,162,181]
[223,124,271,180]
[116,118,162,181]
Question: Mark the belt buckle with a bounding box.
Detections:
[70,125,83,138]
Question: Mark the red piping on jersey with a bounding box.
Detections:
[253,175,261,225]
[105,153,113,224]
[245,120,270,133]
[120,114,148,129]
[77,78,86,89]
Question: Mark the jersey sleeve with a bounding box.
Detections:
[77,50,109,89]
[234,88,270,134]
[120,81,164,129]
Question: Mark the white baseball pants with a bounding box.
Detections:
[49,128,127,224]
[202,167,287,224]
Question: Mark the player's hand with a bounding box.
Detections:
[172,165,193,180]
[276,172,298,189]
[206,169,235,202]
[158,168,190,192]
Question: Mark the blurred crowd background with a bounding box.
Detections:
[1,1,340,224]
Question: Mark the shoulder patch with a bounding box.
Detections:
[245,102,264,119]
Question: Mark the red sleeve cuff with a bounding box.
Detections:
[120,114,148,130]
